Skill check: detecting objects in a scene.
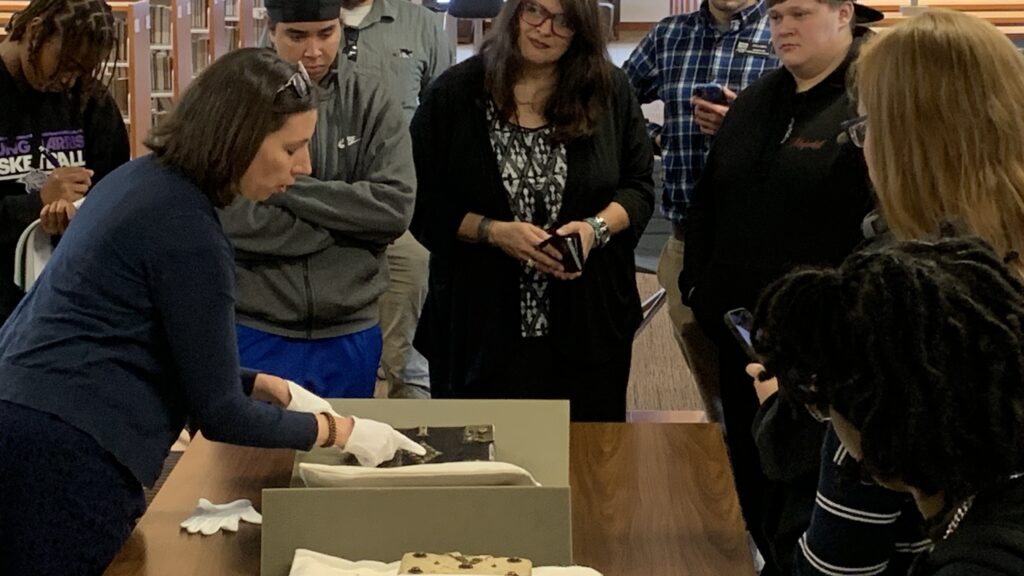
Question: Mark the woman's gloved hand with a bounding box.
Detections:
[285,380,339,416]
[342,416,427,467]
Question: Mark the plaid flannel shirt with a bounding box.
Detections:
[623,1,777,225]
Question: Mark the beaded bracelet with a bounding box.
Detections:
[319,412,337,448]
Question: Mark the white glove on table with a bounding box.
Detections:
[343,416,427,467]
[180,498,262,536]
[286,380,339,416]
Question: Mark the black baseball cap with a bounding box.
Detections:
[264,0,343,23]
[854,2,884,24]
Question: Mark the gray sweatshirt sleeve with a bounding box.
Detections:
[266,86,416,246]
[217,196,334,259]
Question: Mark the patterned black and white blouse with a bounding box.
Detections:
[486,101,568,338]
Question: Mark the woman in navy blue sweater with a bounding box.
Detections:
[0,48,420,575]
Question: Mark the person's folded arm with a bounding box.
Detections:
[218,196,334,259]
[148,214,317,450]
[268,89,415,246]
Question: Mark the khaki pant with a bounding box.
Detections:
[379,231,431,398]
[656,234,721,422]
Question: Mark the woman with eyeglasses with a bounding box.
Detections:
[0,48,422,574]
[410,0,654,421]
[853,10,1024,279]
[0,0,130,325]
[752,235,1024,575]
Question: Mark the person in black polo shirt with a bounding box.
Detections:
[678,0,882,570]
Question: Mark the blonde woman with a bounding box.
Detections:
[852,9,1024,275]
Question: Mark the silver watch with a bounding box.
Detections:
[584,216,610,248]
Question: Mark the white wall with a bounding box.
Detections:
[621,0,671,22]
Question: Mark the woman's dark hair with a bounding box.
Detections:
[145,48,317,207]
[752,235,1024,515]
[6,0,117,96]
[481,0,611,143]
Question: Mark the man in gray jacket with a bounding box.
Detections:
[218,0,415,398]
[338,0,453,400]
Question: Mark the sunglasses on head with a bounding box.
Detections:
[276,60,313,98]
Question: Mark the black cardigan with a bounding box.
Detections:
[409,56,655,397]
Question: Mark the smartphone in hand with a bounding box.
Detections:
[538,232,584,273]
[693,82,728,105]
[723,307,758,361]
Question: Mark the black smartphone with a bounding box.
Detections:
[693,82,727,105]
[537,232,583,273]
[723,307,758,361]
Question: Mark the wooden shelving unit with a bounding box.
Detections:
[249,0,267,48]
[150,0,193,96]
[208,0,228,59]
[111,1,153,157]
[225,0,254,50]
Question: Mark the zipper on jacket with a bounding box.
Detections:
[303,258,314,338]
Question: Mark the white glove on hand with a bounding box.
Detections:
[343,416,428,467]
[180,498,262,536]
[286,380,339,416]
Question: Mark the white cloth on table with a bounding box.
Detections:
[289,549,604,576]
[299,460,540,488]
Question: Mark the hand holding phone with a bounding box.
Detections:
[723,307,758,361]
[537,231,583,273]
[693,82,728,105]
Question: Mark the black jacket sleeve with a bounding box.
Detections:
[409,69,463,257]
[679,143,718,305]
[611,70,655,248]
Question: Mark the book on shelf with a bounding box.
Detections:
[149,4,172,45]
[102,17,131,118]
[191,36,209,74]
[151,97,174,129]
[151,51,172,92]
[191,0,208,28]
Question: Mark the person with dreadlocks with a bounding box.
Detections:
[0,0,130,324]
[750,236,1024,575]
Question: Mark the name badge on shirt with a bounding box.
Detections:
[735,40,774,57]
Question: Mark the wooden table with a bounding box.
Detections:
[106,423,754,576]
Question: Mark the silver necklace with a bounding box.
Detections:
[943,472,1024,540]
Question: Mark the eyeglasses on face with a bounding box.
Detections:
[276,61,313,98]
[520,0,575,39]
[839,114,868,148]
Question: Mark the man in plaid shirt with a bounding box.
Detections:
[622,0,776,425]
